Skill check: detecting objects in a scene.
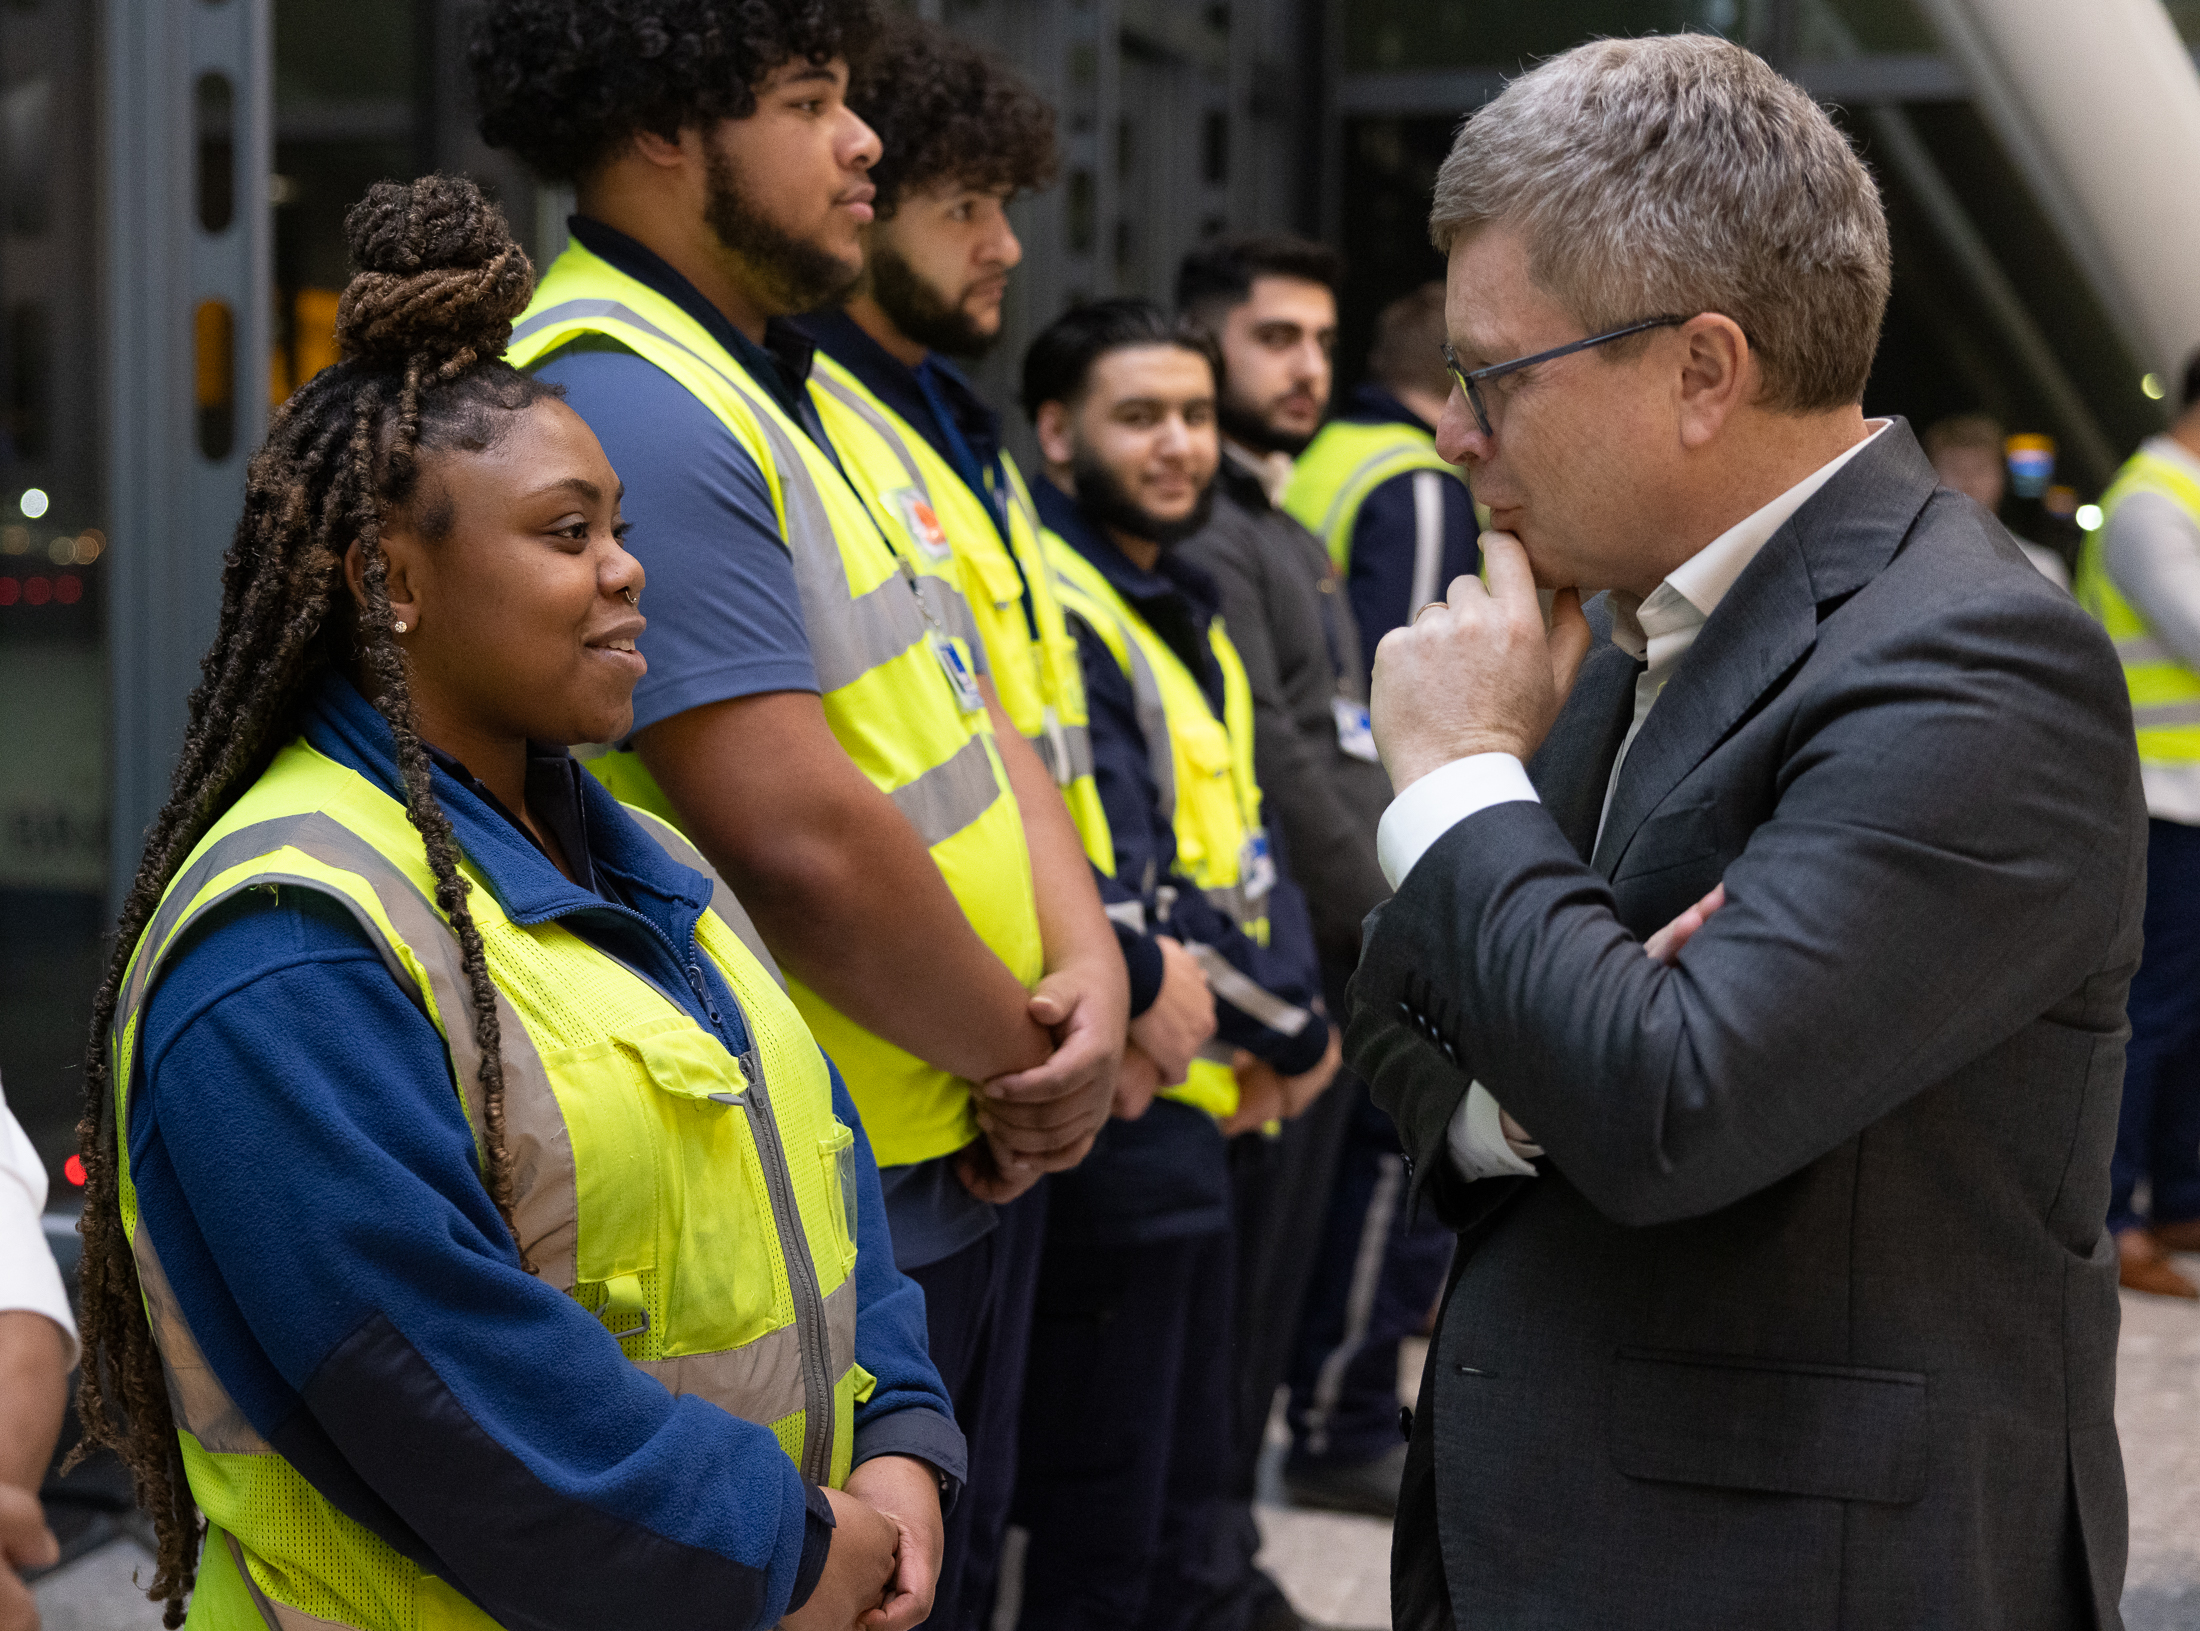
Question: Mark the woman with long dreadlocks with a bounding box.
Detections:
[69,176,959,1631]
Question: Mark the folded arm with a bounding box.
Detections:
[1357,592,2138,1227]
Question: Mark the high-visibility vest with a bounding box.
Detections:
[2077,444,2200,764]
[507,245,1044,1168]
[1282,418,1465,575]
[805,356,1114,869]
[111,740,864,1629]
[1045,534,1273,1120]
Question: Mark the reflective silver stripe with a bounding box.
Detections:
[1033,720,1094,783]
[1318,443,1439,545]
[625,808,786,991]
[1103,899,1148,933]
[2117,633,2174,666]
[137,1233,271,1455]
[2135,699,2200,727]
[1184,942,1313,1037]
[1202,879,1269,930]
[1409,469,1446,611]
[1300,1152,1406,1458]
[516,298,932,694]
[1058,579,1176,821]
[119,814,580,1287]
[635,1273,857,1429]
[225,1531,357,1630]
[889,733,1004,845]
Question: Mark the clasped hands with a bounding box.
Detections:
[781,1455,942,1631]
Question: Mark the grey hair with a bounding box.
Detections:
[1428,34,1891,412]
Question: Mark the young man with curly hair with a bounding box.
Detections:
[785,22,1220,1625]
[471,7,1132,1626]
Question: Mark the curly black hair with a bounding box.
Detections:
[854,11,1057,217]
[471,0,880,182]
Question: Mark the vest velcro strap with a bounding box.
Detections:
[889,733,1004,846]
[1184,942,1312,1037]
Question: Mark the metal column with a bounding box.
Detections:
[104,0,273,903]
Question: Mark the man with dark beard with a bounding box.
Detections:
[786,21,1217,1627]
[1176,241,1461,1529]
[475,12,1133,1625]
[1018,299,1338,1631]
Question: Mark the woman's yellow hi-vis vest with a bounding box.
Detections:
[2076,444,2200,766]
[110,741,865,1629]
[1045,533,1272,1120]
[806,355,1114,870]
[1283,418,1464,574]
[506,245,1044,1168]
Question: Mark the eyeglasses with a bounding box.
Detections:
[1441,316,1689,438]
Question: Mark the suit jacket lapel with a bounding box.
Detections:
[1527,611,1639,861]
[1589,420,1942,878]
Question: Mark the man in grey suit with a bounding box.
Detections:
[1350,35,2146,1631]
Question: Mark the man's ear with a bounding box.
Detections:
[629,127,692,171]
[1034,400,1076,471]
[1674,313,1752,452]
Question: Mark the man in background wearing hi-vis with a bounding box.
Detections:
[471,5,1130,1622]
[787,17,1217,1624]
[2075,348,2200,1300]
[1284,282,1479,690]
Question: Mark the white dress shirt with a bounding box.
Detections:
[1,1076,78,1365]
[1374,422,1890,1181]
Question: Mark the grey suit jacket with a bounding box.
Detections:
[1348,423,2144,1631]
[1181,458,1393,965]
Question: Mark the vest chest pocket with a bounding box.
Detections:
[819,1120,860,1273]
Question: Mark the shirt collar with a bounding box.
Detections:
[1345,381,1434,433]
[301,672,714,928]
[567,215,817,417]
[1608,419,1891,662]
[1031,473,1222,620]
[1224,441,1295,508]
[789,309,1006,478]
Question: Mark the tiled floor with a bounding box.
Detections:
[36,1272,2200,1629]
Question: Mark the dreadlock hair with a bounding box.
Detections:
[70,174,557,1626]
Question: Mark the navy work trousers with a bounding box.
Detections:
[1014,1227,1240,1631]
[2111,816,2200,1234]
[1286,1080,1455,1468]
[909,1184,1049,1631]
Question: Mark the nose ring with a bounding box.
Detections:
[622,586,638,605]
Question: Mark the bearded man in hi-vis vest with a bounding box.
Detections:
[474,5,1133,1627]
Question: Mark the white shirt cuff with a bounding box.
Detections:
[1446,1082,1542,1182]
[1377,752,1540,889]
[0,1104,77,1367]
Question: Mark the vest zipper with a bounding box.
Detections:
[685,957,837,1488]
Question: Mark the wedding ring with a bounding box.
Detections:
[1414,600,1447,623]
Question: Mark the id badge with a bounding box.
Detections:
[1239,830,1277,904]
[932,631,984,713]
[893,487,954,563]
[1331,694,1379,763]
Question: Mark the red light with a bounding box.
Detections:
[63,1155,85,1187]
[0,579,15,606]
[54,573,81,604]
[23,576,49,605]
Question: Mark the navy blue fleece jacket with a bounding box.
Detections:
[127,675,962,1631]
